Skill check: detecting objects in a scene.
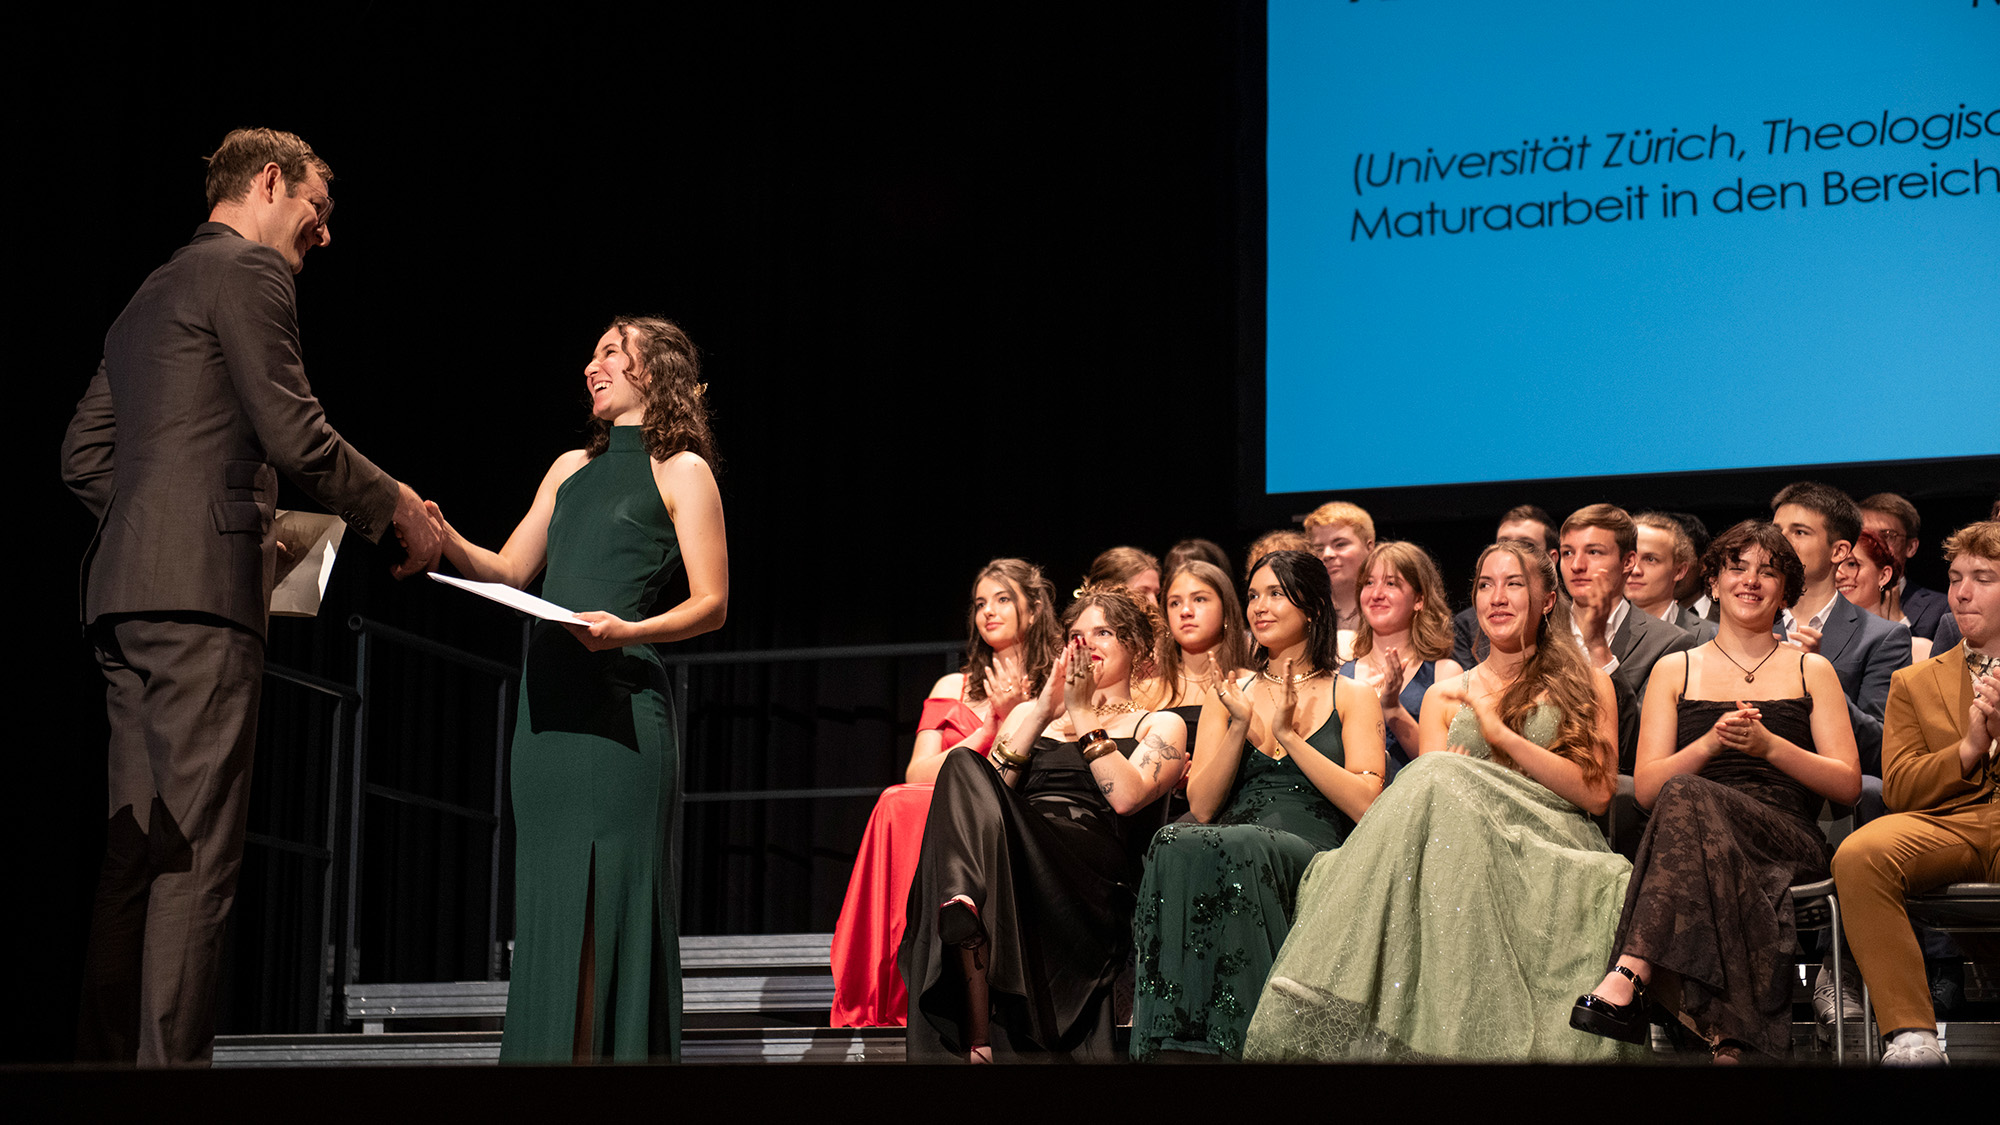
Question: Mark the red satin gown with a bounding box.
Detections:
[829,697,983,1026]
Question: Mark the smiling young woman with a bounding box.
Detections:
[1242,540,1638,1063]
[1341,541,1463,780]
[1574,521,1861,1063]
[1130,550,1384,1061]
[828,559,1059,1029]
[429,316,725,1064]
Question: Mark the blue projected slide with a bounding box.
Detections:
[1265,0,1999,495]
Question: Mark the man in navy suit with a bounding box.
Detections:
[1773,483,1914,778]
[1860,493,1949,641]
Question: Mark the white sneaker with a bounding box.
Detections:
[1880,1030,1948,1066]
[1812,960,1863,1039]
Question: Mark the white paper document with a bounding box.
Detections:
[271,510,347,618]
[428,572,588,624]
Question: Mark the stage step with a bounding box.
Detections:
[212,1027,905,1067]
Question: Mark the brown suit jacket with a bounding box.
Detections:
[1882,642,1993,815]
[61,223,399,639]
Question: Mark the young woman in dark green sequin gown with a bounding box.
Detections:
[1131,550,1385,1060]
[430,318,727,1063]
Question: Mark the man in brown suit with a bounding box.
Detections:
[60,128,441,1065]
[1830,520,2000,1065]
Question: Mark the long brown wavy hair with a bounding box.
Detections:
[962,559,1061,704]
[584,316,717,466]
[1063,584,1165,684]
[1472,540,1609,787]
[1151,561,1251,706]
[1349,540,1454,663]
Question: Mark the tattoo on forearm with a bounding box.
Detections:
[1099,779,1115,796]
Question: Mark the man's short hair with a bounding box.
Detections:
[1247,529,1312,574]
[1770,481,1862,548]
[1560,503,1637,557]
[1859,492,1921,539]
[1500,504,1558,552]
[1634,511,1695,572]
[205,128,331,210]
[1942,520,2000,566]
[1303,501,1375,543]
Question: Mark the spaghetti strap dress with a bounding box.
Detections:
[899,729,1149,1062]
[1242,679,1639,1062]
[1605,653,1829,1058]
[1130,711,1354,1059]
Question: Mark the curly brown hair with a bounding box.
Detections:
[1700,520,1806,611]
[583,317,717,467]
[1470,540,1609,788]
[962,559,1061,704]
[1063,584,1164,683]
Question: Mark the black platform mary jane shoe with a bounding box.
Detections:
[1570,964,1651,1044]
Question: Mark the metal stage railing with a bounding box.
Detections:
[248,619,958,1032]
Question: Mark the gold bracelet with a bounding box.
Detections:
[993,737,1033,768]
[1356,769,1382,784]
[1080,729,1119,762]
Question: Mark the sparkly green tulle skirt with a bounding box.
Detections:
[1242,751,1641,1063]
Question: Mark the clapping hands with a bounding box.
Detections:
[1710,702,1773,757]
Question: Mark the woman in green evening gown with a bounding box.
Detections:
[1131,550,1385,1060]
[431,317,728,1062]
[1242,540,1640,1063]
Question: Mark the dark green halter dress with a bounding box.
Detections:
[500,426,683,1062]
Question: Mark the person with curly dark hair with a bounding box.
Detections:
[428,317,727,1062]
[1573,521,1860,1063]
[902,585,1187,1062]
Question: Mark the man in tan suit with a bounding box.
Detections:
[1830,520,2000,1065]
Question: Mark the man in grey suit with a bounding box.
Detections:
[60,128,441,1066]
[1560,504,1698,773]
[1628,511,1718,644]
[1773,483,1913,778]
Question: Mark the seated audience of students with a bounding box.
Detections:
[1241,539,1633,1063]
[1841,531,1935,664]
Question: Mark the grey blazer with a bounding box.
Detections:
[61,223,399,639]
[1607,604,1698,772]
[1778,593,1912,776]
